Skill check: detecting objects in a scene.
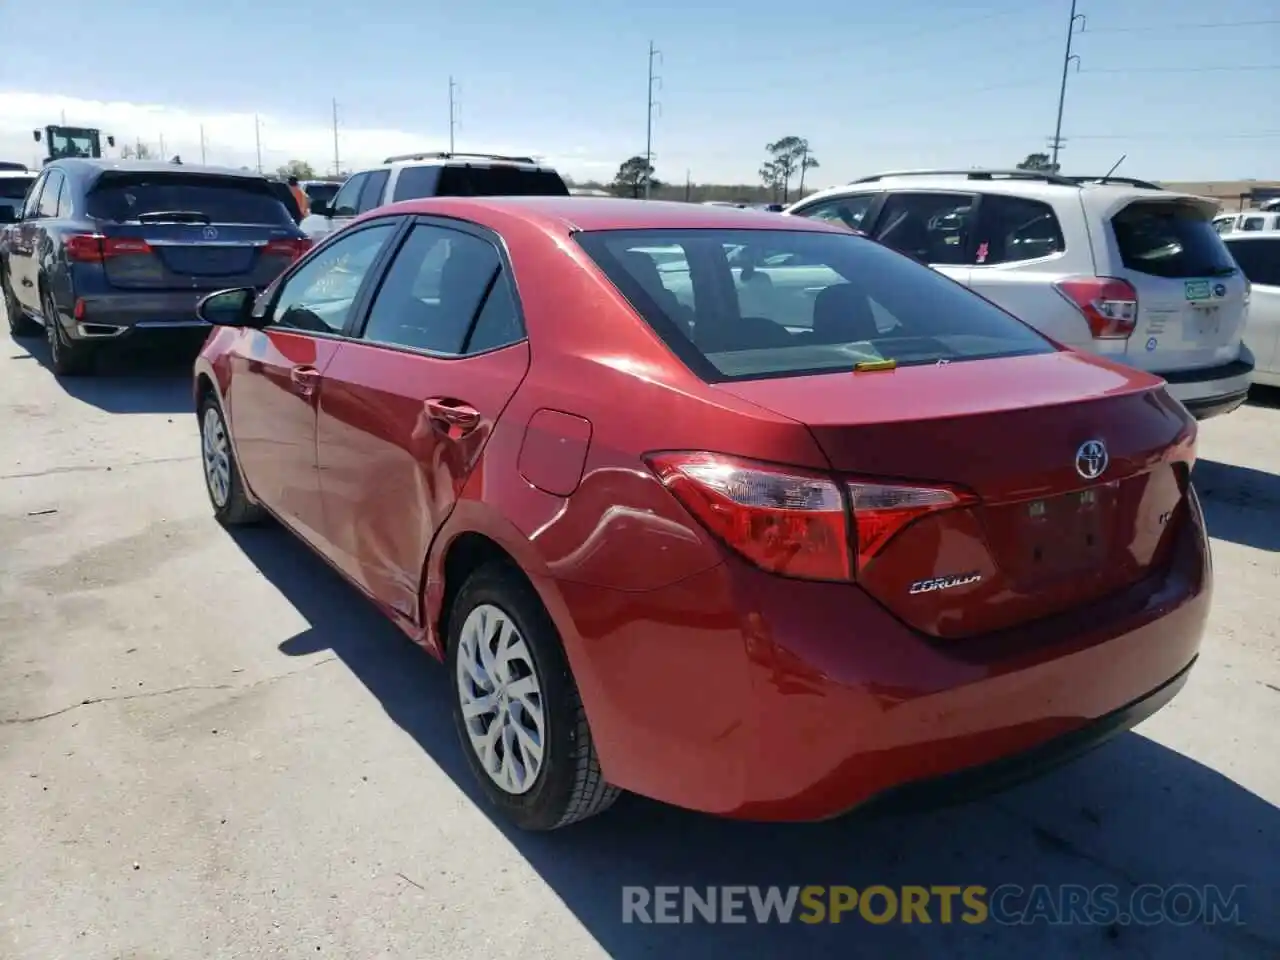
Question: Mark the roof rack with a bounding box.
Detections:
[382,151,538,165]
[1062,175,1164,190]
[851,168,1079,187]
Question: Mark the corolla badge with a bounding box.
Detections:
[909,572,982,595]
[1075,439,1108,480]
[202,226,218,240]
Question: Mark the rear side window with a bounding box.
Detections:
[873,192,976,266]
[1110,201,1236,279]
[391,165,440,202]
[576,228,1052,382]
[86,173,293,226]
[974,196,1064,264]
[0,177,33,200]
[360,224,521,354]
[36,171,64,218]
[435,165,569,197]
[1226,238,1280,286]
[1239,216,1265,232]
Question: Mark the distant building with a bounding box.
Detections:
[1158,180,1280,211]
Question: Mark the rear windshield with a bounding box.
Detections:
[86,173,294,226]
[436,165,569,197]
[575,228,1054,382]
[0,177,34,200]
[304,182,339,203]
[1111,201,1236,279]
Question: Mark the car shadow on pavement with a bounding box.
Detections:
[1194,459,1280,552]
[229,525,1280,960]
[17,333,197,414]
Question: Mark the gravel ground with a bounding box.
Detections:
[1,326,1276,959]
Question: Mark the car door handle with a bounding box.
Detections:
[423,398,481,433]
[289,365,320,396]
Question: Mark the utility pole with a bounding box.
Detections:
[254,114,263,173]
[199,124,207,164]
[159,133,166,158]
[1049,0,1086,171]
[644,41,662,200]
[332,98,341,175]
[684,169,691,202]
[448,77,459,153]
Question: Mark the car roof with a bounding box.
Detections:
[365,196,851,234]
[52,158,270,180]
[795,176,1209,208]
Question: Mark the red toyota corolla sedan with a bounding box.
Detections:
[192,197,1210,831]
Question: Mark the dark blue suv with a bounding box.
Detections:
[1,159,310,375]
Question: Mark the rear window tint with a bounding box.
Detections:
[575,228,1053,382]
[304,183,339,203]
[0,177,34,200]
[86,173,294,226]
[1111,202,1236,279]
[435,165,569,197]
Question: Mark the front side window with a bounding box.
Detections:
[791,194,876,232]
[360,223,522,354]
[873,192,976,266]
[357,170,389,214]
[1225,238,1280,287]
[576,228,1053,382]
[21,174,47,219]
[328,174,368,218]
[270,222,397,334]
[1239,216,1264,232]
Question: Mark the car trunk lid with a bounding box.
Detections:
[715,350,1196,638]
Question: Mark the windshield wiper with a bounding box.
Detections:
[135,210,212,224]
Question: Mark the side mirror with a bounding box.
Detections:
[310,201,331,218]
[198,287,262,327]
[0,207,18,225]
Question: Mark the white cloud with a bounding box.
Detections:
[0,91,615,179]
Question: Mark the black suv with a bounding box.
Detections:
[1,159,310,375]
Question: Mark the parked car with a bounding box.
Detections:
[301,179,341,210]
[786,169,1253,420]
[298,152,569,242]
[1224,230,1280,387]
[1213,210,1280,235]
[0,168,36,223]
[0,159,309,374]
[192,197,1208,831]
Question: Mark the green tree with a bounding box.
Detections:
[611,155,661,198]
[277,159,317,180]
[1016,152,1059,173]
[763,136,819,204]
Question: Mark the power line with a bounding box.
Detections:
[1084,18,1280,34]
[1082,64,1279,74]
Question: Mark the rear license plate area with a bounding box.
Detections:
[986,484,1118,587]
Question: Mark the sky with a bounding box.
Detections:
[0,0,1276,186]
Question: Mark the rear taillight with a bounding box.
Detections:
[263,237,312,260]
[846,481,975,574]
[64,234,153,262]
[645,452,973,582]
[646,452,850,580]
[1054,276,1138,339]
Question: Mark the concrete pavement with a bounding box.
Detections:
[1,328,1276,959]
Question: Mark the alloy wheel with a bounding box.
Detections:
[455,603,546,795]
[201,405,232,509]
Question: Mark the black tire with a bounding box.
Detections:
[3,273,38,337]
[447,562,620,830]
[197,393,265,526]
[43,288,95,376]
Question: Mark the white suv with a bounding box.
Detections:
[300,151,569,242]
[785,169,1253,419]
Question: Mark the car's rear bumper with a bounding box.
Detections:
[63,292,226,342]
[1158,349,1255,420]
[554,486,1211,821]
